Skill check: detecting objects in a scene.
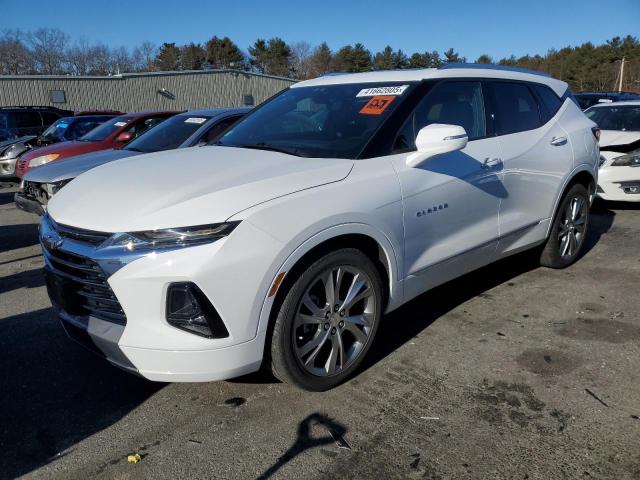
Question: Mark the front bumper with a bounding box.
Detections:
[14,192,45,215]
[597,164,640,202]
[43,218,286,382]
[0,157,17,179]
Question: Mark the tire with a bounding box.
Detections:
[539,183,590,269]
[269,248,383,391]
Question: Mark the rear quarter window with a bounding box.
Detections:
[487,82,541,135]
[532,84,563,124]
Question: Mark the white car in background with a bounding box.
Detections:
[41,65,599,391]
[586,101,640,201]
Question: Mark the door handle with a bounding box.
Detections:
[482,157,503,169]
[550,136,567,146]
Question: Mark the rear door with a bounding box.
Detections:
[485,81,572,253]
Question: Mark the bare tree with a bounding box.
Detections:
[291,41,313,79]
[111,46,133,74]
[132,41,157,71]
[0,29,33,74]
[28,28,69,74]
[66,37,93,75]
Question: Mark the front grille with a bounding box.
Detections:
[56,222,111,246]
[16,158,28,172]
[43,246,127,325]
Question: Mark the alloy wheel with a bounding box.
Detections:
[558,195,587,258]
[293,266,377,377]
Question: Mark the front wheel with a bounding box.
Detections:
[539,183,590,268]
[269,248,383,391]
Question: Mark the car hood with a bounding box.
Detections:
[21,140,102,161]
[0,136,35,158]
[599,130,640,153]
[24,149,140,183]
[47,146,354,232]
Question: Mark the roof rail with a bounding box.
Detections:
[320,71,350,77]
[0,105,67,110]
[439,63,550,77]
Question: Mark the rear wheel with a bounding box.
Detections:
[539,183,590,268]
[269,248,383,391]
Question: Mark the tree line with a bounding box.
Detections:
[1,28,638,92]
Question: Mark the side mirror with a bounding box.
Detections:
[406,124,468,168]
[115,131,133,145]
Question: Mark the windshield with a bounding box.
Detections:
[125,114,211,153]
[40,116,113,143]
[217,83,414,159]
[586,105,640,131]
[79,115,131,142]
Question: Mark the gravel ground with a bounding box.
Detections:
[1,181,639,480]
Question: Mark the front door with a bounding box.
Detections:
[390,81,505,300]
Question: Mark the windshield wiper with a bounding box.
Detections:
[125,147,146,152]
[236,142,309,157]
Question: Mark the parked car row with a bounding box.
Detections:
[32,65,604,391]
[0,108,122,178]
[15,108,249,214]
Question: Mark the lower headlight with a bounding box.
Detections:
[103,222,240,251]
[611,151,640,167]
[29,154,59,168]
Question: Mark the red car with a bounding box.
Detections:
[16,111,180,177]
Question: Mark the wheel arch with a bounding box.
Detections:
[546,167,596,238]
[255,224,402,363]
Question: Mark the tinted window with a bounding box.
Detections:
[80,115,132,142]
[585,105,640,131]
[40,111,62,126]
[218,83,414,159]
[126,116,168,139]
[14,111,42,128]
[393,81,485,152]
[125,115,213,153]
[488,82,540,135]
[532,84,562,123]
[203,115,243,144]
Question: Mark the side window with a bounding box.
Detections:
[488,82,541,135]
[202,115,242,144]
[393,81,486,152]
[41,112,62,126]
[14,111,42,129]
[127,117,167,138]
[532,84,563,124]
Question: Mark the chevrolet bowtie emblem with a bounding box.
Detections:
[43,232,63,250]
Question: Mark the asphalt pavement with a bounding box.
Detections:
[1,181,639,479]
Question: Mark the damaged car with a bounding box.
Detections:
[586,101,640,201]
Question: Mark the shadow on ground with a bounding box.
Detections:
[0,308,163,479]
[0,223,40,252]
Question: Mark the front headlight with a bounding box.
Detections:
[611,150,640,167]
[102,222,240,251]
[29,154,59,168]
[44,178,72,196]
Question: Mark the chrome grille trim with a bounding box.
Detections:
[42,240,127,326]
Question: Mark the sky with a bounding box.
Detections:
[2,0,639,60]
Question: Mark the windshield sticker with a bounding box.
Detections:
[598,99,613,103]
[114,121,128,127]
[356,85,409,98]
[184,117,207,124]
[360,96,396,115]
[57,122,68,128]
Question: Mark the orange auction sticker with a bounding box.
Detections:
[359,95,395,115]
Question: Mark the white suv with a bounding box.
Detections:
[41,66,599,391]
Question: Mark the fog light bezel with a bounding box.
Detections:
[166,282,229,339]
